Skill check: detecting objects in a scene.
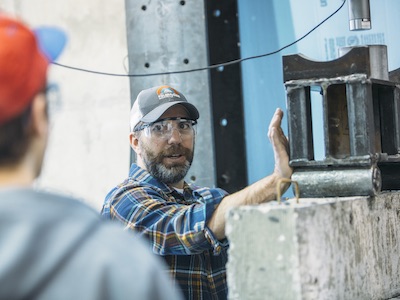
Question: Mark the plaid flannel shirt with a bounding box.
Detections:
[101,164,229,299]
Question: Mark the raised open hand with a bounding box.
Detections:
[268,108,293,180]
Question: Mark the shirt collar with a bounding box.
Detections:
[129,163,177,194]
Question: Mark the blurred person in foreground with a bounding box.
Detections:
[101,85,293,299]
[0,14,182,300]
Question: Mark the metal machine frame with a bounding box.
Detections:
[283,45,400,197]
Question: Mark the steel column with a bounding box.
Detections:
[125,0,216,188]
[287,86,314,161]
[125,0,246,192]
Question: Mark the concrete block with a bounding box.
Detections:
[226,193,400,300]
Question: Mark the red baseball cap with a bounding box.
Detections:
[0,14,66,124]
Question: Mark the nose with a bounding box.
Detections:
[167,127,182,144]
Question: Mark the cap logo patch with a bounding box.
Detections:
[156,86,181,101]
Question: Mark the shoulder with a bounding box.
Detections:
[72,222,182,299]
[0,188,99,221]
[105,178,172,204]
[0,188,182,299]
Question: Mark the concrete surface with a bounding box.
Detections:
[226,192,400,300]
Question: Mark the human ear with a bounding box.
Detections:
[30,93,48,138]
[129,132,141,155]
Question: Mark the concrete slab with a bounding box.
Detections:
[226,193,400,300]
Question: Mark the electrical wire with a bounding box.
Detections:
[52,0,346,77]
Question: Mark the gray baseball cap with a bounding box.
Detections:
[130,85,199,131]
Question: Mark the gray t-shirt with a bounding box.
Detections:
[0,187,182,300]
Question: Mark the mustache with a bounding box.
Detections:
[161,145,190,156]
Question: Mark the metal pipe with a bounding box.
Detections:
[292,167,381,198]
[348,0,371,31]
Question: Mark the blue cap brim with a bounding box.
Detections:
[34,26,67,62]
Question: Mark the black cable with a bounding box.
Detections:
[52,0,346,77]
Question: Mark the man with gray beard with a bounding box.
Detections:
[101,85,292,299]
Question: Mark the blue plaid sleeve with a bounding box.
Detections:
[101,181,228,256]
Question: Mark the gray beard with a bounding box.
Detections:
[140,141,194,185]
[147,160,191,184]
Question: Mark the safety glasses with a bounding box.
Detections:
[135,117,197,140]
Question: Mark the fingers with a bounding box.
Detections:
[269,126,289,154]
[268,108,293,179]
[268,108,284,142]
[271,130,292,179]
[269,108,283,128]
[268,108,288,152]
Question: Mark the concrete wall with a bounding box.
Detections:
[0,0,131,211]
[226,193,400,300]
